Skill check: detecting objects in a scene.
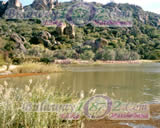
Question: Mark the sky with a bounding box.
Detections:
[2,0,160,14]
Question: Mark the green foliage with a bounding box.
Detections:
[0,53,5,66]
[11,51,25,65]
[4,41,15,51]
[0,1,160,61]
[95,49,140,61]
[80,50,95,60]
[53,49,78,59]
[148,50,160,60]
[115,49,130,60]
[95,49,116,60]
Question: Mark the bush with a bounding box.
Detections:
[115,49,130,60]
[40,57,54,64]
[12,57,24,65]
[115,49,140,60]
[4,41,15,51]
[148,50,160,60]
[53,50,68,59]
[0,53,5,66]
[129,51,140,60]
[95,49,116,60]
[11,50,25,64]
[53,49,78,60]
[80,50,95,60]
[103,49,116,60]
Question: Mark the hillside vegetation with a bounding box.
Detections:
[0,2,160,64]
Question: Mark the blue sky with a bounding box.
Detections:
[2,0,160,14]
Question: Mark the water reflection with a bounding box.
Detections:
[0,63,160,103]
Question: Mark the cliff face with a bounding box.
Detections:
[0,0,56,16]
[7,0,22,9]
[0,0,22,16]
[0,1,7,16]
[31,0,55,10]
[0,0,55,13]
[0,1,159,27]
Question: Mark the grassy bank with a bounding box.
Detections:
[11,62,63,74]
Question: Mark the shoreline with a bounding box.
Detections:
[0,60,159,78]
[54,59,159,65]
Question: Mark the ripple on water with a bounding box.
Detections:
[120,123,157,128]
[152,96,160,104]
[152,115,160,120]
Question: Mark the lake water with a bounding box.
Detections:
[1,63,160,103]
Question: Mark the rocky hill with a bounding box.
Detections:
[31,0,55,10]
[0,0,159,63]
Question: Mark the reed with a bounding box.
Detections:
[0,78,83,128]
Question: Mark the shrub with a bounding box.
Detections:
[0,53,5,66]
[53,50,68,59]
[80,50,95,60]
[129,51,140,60]
[11,50,25,65]
[115,49,140,60]
[40,57,54,64]
[53,49,78,60]
[148,50,160,60]
[4,41,15,51]
[95,49,116,60]
[103,49,116,60]
[115,49,130,60]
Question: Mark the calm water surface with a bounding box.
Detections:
[1,63,160,103]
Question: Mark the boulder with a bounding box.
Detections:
[83,40,95,47]
[10,33,27,53]
[31,0,55,10]
[42,39,53,48]
[95,38,108,49]
[39,31,52,40]
[7,0,23,9]
[56,22,66,35]
[64,23,75,38]
[35,31,54,48]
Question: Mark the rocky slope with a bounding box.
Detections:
[0,0,56,16]
[7,0,22,9]
[0,1,159,63]
[31,0,55,10]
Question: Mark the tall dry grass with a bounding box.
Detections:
[0,78,84,128]
[11,62,63,74]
